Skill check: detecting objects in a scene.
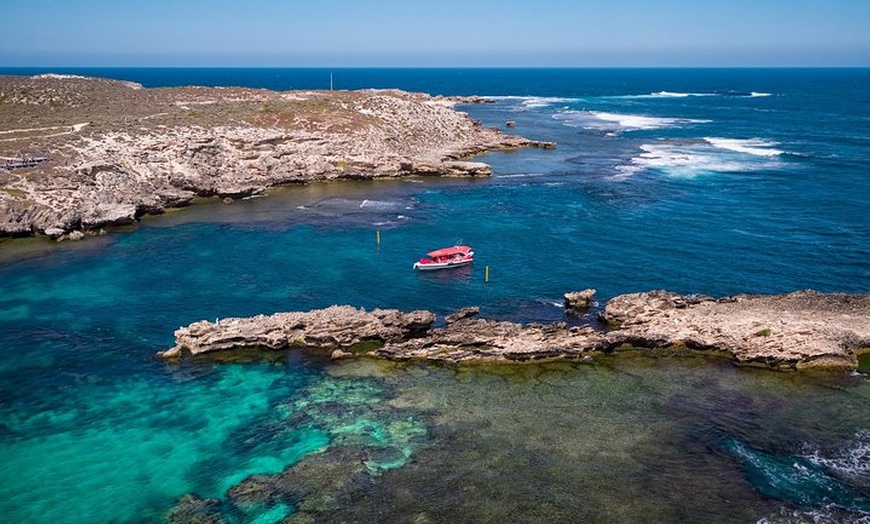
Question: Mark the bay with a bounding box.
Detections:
[0,68,867,523]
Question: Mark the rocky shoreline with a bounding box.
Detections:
[160,290,870,371]
[0,74,552,238]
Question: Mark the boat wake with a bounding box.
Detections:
[293,197,418,227]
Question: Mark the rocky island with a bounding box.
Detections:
[160,290,870,372]
[0,74,551,238]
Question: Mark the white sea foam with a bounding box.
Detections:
[615,138,783,178]
[556,110,710,133]
[521,97,575,109]
[650,91,718,98]
[610,91,771,100]
[802,430,870,487]
[705,137,784,157]
[634,144,744,177]
[497,172,546,179]
[359,199,400,209]
[593,112,676,130]
[606,91,719,100]
[492,96,580,110]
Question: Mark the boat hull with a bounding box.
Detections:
[413,259,473,271]
[413,245,474,271]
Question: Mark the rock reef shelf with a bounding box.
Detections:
[160,290,870,372]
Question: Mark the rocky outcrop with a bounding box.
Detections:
[161,305,435,358]
[600,290,870,370]
[161,290,870,371]
[0,75,554,237]
[564,288,597,310]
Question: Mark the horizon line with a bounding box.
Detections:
[3,64,869,69]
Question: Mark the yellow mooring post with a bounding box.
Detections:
[485,265,490,283]
[376,229,380,248]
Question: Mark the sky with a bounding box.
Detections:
[1,0,868,67]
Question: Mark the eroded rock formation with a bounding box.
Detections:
[601,290,870,369]
[160,290,870,371]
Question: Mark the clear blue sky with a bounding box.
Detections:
[2,0,868,67]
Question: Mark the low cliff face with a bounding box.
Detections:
[161,291,870,371]
[0,75,550,237]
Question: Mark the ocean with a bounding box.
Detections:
[0,68,868,523]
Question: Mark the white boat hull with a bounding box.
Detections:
[413,259,473,271]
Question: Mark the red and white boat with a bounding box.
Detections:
[413,245,474,271]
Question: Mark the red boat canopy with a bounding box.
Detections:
[426,245,473,258]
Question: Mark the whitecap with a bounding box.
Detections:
[633,143,744,177]
[491,96,581,109]
[705,137,784,157]
[609,163,648,180]
[593,112,682,130]
[555,110,710,132]
[749,92,772,97]
[615,139,783,178]
[521,97,575,109]
[604,92,718,99]
[359,199,400,210]
[650,91,718,98]
[497,172,546,179]
[802,429,870,488]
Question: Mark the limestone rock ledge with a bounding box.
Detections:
[601,290,870,370]
[0,75,554,237]
[160,290,870,371]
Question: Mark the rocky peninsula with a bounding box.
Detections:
[160,290,870,371]
[0,74,551,238]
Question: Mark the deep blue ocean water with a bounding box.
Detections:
[0,68,868,523]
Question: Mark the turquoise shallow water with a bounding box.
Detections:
[0,68,868,523]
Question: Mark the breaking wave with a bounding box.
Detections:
[490,96,579,109]
[652,91,717,98]
[605,91,773,100]
[801,430,870,491]
[613,138,784,178]
[555,110,710,133]
[359,199,403,210]
[705,137,785,157]
[722,433,870,523]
